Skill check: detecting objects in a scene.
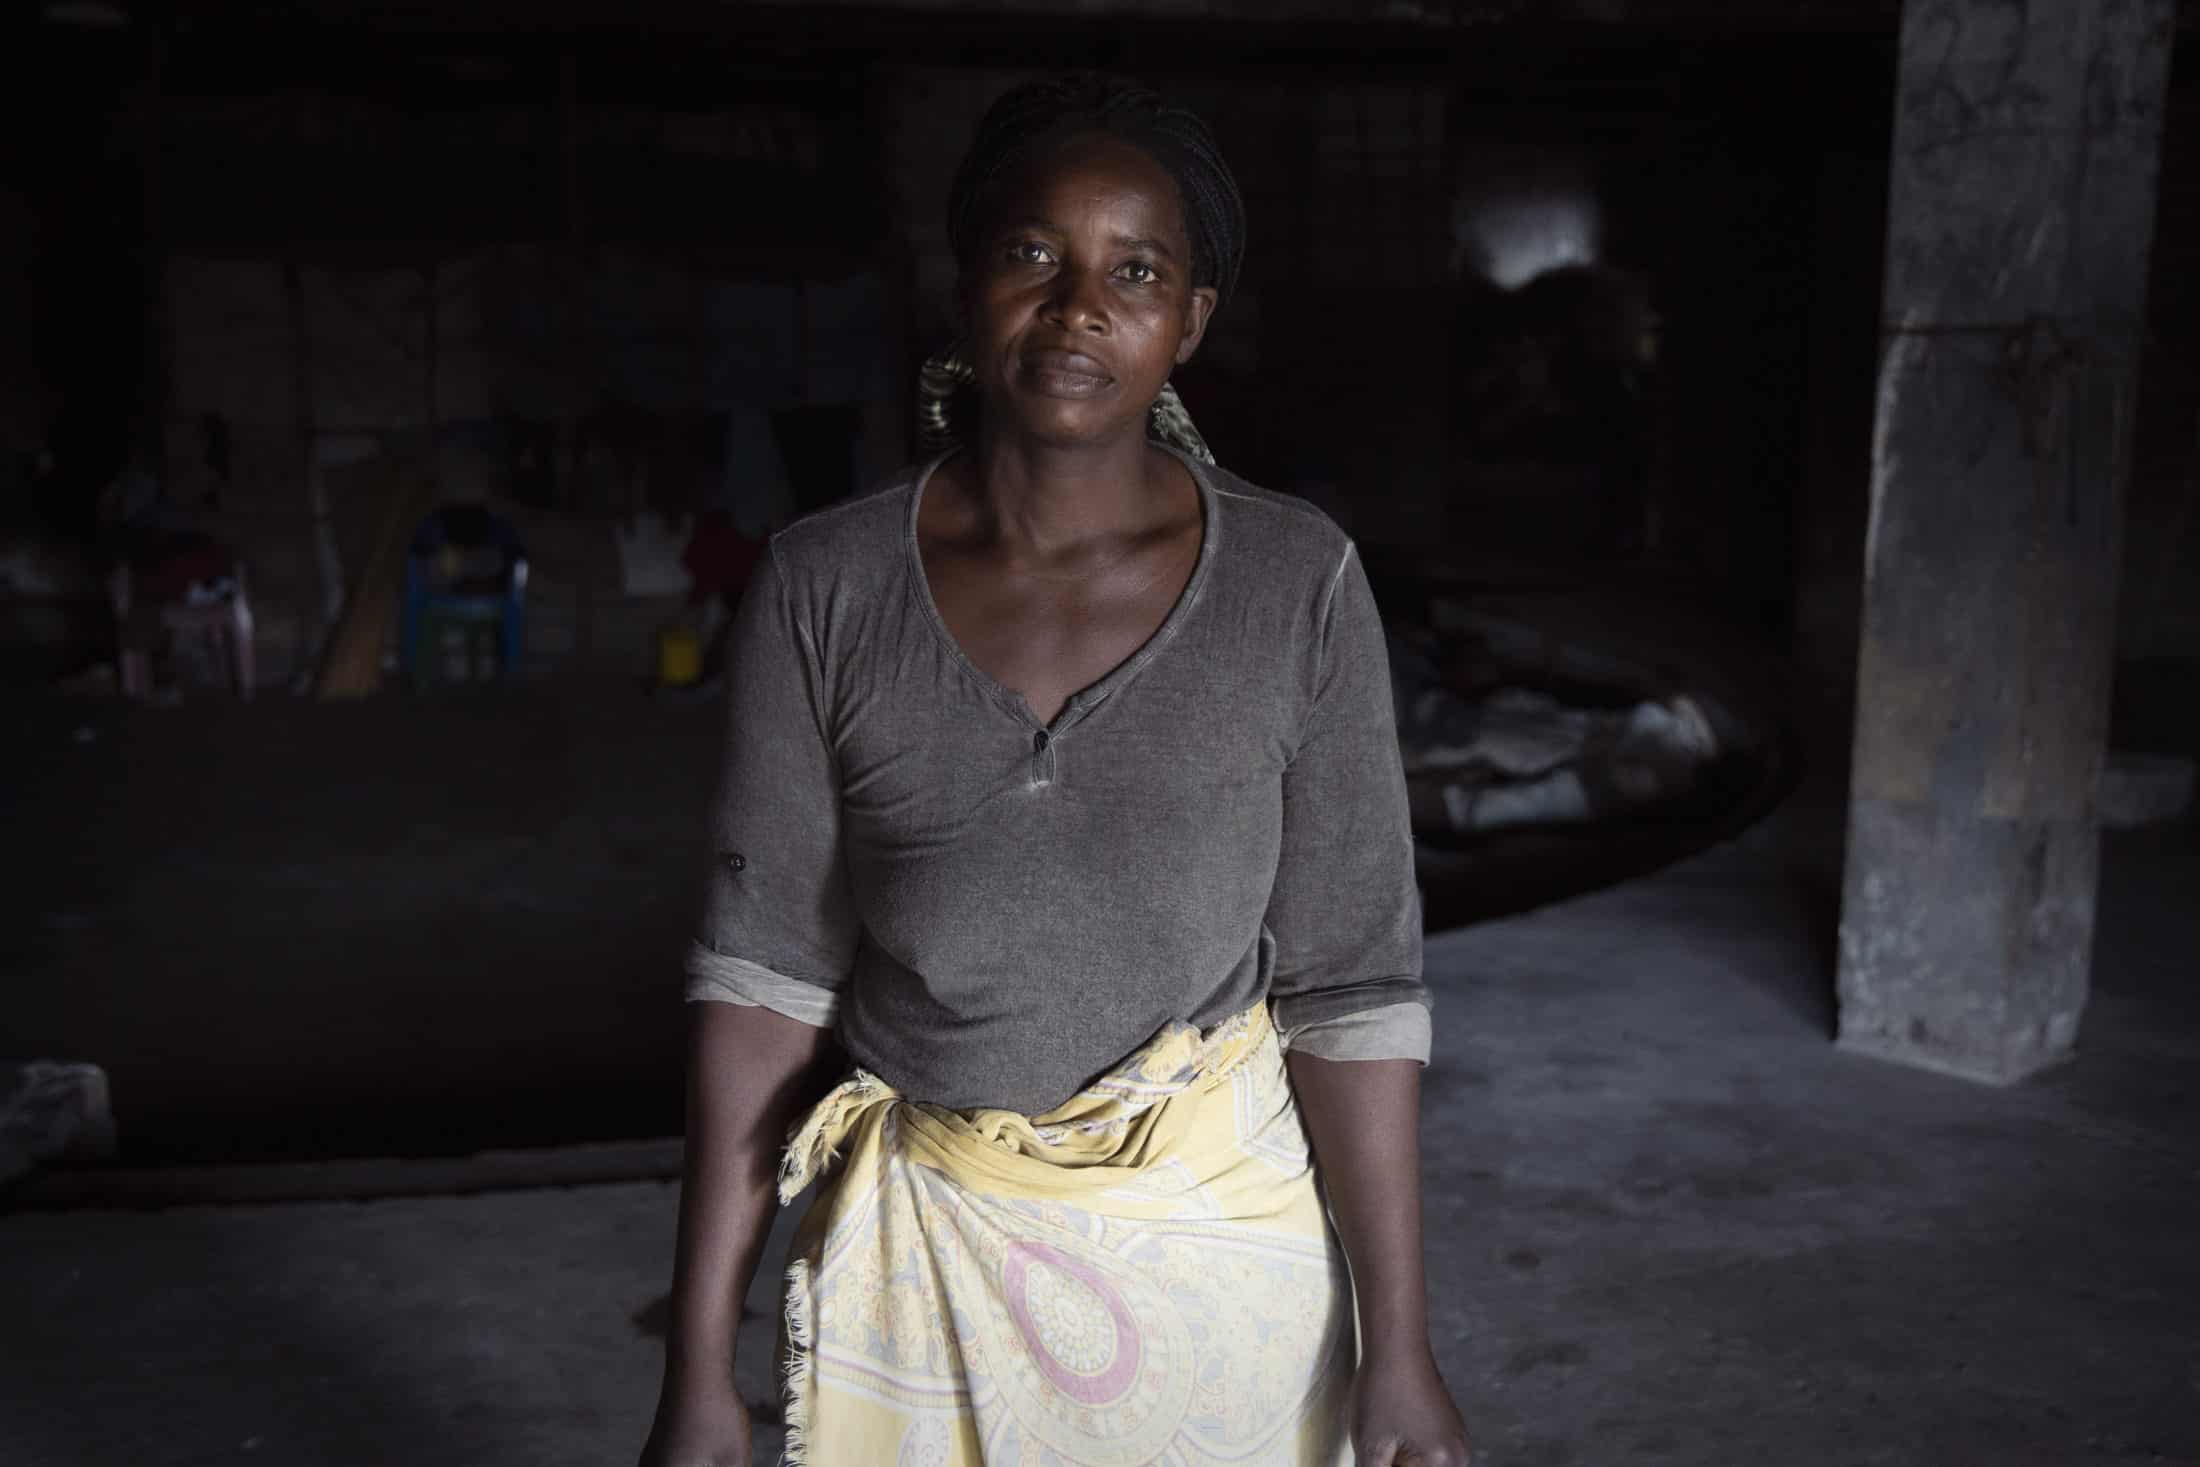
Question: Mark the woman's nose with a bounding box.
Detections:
[1043,267,1109,332]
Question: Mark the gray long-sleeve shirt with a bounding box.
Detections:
[685,445,1430,1115]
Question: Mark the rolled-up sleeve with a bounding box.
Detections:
[1264,541,1431,1063]
[683,543,859,1028]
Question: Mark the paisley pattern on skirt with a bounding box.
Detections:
[776,1002,1354,1466]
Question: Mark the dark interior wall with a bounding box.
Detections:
[0,181,41,488]
[0,15,46,483]
[872,36,1895,646]
[847,24,1897,774]
[20,22,917,684]
[2124,39,2200,669]
[1788,134,1894,758]
[9,20,153,534]
[1643,83,1821,629]
[12,6,2189,699]
[153,46,886,257]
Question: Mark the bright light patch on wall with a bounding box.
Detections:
[1459,192,1603,290]
[1450,144,1604,290]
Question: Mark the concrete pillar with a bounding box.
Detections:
[1835,0,2175,1084]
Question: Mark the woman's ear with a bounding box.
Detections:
[1175,287,1219,366]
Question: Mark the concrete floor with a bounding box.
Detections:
[5,808,2195,1466]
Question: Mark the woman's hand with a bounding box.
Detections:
[636,1383,753,1467]
[1353,1340,1472,1466]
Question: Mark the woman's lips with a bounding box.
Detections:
[1022,349,1113,397]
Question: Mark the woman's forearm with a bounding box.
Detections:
[660,1001,840,1401]
[1285,1052,1432,1359]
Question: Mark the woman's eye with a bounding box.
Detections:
[1118,260,1158,284]
[1010,241,1053,265]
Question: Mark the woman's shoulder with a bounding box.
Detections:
[762,463,923,591]
[1201,460,1357,581]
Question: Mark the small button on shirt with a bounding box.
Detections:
[685,447,1430,1115]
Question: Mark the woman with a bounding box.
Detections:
[641,76,1471,1467]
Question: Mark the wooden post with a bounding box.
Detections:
[1835,0,2175,1083]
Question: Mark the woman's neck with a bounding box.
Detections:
[962,424,1177,562]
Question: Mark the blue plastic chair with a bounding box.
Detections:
[399,505,528,690]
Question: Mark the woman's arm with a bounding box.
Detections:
[1288,1052,1471,1467]
[640,1000,841,1467]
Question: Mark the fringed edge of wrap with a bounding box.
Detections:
[776,1072,887,1465]
[779,1255,817,1467]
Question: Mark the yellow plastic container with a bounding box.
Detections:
[657,623,703,687]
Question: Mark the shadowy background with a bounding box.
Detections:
[0,1,2193,1170]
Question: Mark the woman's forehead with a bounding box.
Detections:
[983,131,1189,241]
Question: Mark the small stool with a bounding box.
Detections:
[399,505,528,692]
[111,564,256,701]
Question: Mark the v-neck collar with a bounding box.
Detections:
[903,441,1222,736]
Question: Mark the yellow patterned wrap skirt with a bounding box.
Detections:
[774,1002,1355,1466]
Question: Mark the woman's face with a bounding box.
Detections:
[959,131,1217,451]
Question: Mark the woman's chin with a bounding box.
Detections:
[993,396,1148,451]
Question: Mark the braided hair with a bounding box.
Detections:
[946,74,1246,309]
